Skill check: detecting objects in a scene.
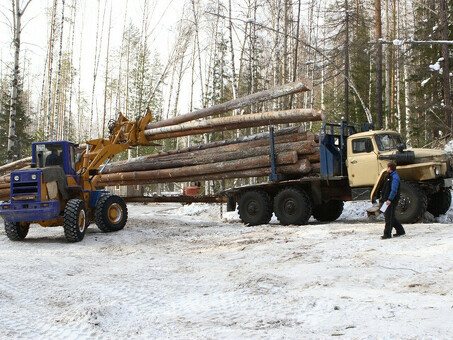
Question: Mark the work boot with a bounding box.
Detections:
[393,232,406,237]
[381,234,392,239]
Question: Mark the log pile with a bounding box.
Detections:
[95,126,321,187]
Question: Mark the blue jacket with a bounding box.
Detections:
[388,171,400,201]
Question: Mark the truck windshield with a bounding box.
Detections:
[35,143,64,168]
[374,134,404,151]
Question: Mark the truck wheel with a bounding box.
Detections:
[427,189,452,217]
[95,194,128,232]
[4,222,30,241]
[312,200,344,222]
[238,190,273,226]
[395,181,427,224]
[274,187,312,225]
[63,199,87,242]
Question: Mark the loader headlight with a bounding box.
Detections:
[13,175,20,181]
[31,174,37,180]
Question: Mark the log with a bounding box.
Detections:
[97,160,319,187]
[96,151,298,186]
[110,129,314,171]
[137,126,312,159]
[145,109,323,140]
[103,140,315,173]
[0,175,11,184]
[0,157,31,174]
[145,80,312,129]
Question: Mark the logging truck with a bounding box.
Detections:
[0,110,154,242]
[224,122,453,225]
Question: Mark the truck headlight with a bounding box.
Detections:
[13,175,20,181]
[31,174,37,180]
[434,167,439,176]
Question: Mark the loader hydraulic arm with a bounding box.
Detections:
[79,108,153,187]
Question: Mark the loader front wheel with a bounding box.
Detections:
[63,199,87,242]
[274,187,312,225]
[95,194,128,232]
[5,222,30,241]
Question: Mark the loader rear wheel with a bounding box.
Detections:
[95,194,128,232]
[63,199,87,242]
[312,200,344,222]
[237,190,273,226]
[395,181,427,224]
[5,222,30,241]
[274,187,312,225]
[427,189,451,217]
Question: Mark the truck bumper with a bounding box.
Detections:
[0,200,60,223]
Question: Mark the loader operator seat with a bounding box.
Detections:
[45,149,62,167]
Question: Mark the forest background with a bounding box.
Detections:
[0,0,452,186]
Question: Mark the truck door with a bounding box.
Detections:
[347,137,379,187]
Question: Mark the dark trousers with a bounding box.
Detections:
[384,200,405,236]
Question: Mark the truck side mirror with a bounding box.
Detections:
[365,139,373,153]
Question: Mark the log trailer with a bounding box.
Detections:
[0,110,153,242]
[224,122,453,226]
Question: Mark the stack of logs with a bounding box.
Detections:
[95,126,321,187]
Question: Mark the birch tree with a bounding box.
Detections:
[8,0,33,161]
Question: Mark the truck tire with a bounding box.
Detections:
[312,200,344,222]
[63,198,88,242]
[4,222,30,241]
[395,181,427,224]
[63,199,87,242]
[274,187,312,225]
[95,194,128,232]
[427,189,452,217]
[238,190,273,226]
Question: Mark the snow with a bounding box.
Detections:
[421,78,430,87]
[1,201,452,339]
[392,39,404,46]
[429,61,441,72]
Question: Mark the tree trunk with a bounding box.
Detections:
[375,0,383,129]
[440,0,452,135]
[7,0,21,161]
[344,0,350,123]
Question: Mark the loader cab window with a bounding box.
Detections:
[36,143,63,168]
[352,138,374,153]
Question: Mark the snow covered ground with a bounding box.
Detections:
[0,201,452,339]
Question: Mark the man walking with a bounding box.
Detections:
[380,161,406,239]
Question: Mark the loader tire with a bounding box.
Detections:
[427,189,452,217]
[395,181,427,224]
[5,222,30,241]
[274,187,312,225]
[95,194,128,232]
[238,190,273,226]
[63,199,87,242]
[312,200,344,222]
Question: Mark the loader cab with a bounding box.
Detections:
[32,141,78,176]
